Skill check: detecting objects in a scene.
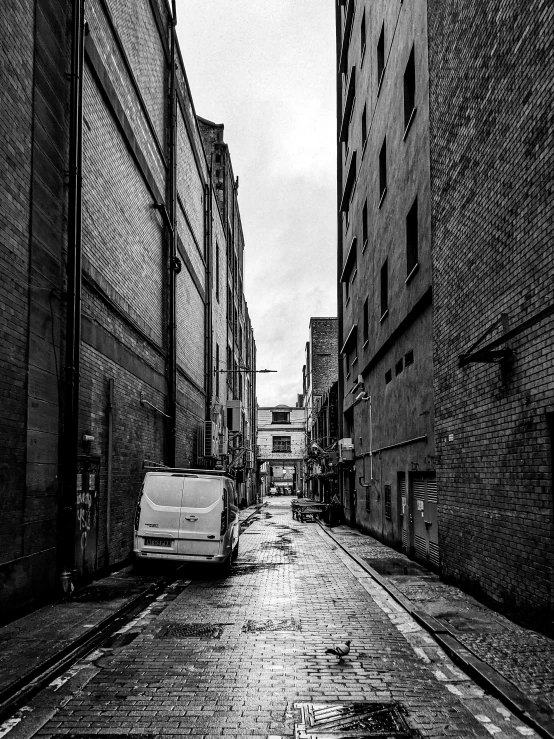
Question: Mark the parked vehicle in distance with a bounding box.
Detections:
[268,487,277,496]
[134,468,239,573]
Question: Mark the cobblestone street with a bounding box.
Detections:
[0,498,539,739]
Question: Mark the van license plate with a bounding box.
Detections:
[144,538,172,547]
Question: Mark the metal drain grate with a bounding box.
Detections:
[243,617,301,633]
[294,703,420,738]
[156,622,228,639]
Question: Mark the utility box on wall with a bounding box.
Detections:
[227,400,243,432]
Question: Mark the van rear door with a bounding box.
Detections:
[177,477,223,556]
[139,473,184,545]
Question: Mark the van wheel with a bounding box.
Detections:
[232,541,239,561]
[219,556,232,577]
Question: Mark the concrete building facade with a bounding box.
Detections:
[257,406,306,497]
[428,0,554,623]
[0,0,256,618]
[336,0,436,564]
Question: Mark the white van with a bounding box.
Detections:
[133,469,239,572]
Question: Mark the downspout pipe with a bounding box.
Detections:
[205,157,213,422]
[61,0,85,596]
[167,1,178,466]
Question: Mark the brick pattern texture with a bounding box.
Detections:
[429,0,554,621]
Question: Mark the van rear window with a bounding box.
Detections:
[182,478,222,508]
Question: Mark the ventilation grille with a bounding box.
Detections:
[415,535,427,559]
[428,541,440,568]
[427,480,438,504]
[413,479,425,500]
[402,529,408,552]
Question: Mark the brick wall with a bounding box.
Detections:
[429,0,554,621]
[0,0,35,586]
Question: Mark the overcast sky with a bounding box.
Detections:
[176,1,337,407]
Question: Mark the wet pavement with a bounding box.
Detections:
[327,525,554,725]
[0,496,544,738]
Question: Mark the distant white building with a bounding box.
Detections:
[257,404,306,495]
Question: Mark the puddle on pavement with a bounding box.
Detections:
[362,558,432,577]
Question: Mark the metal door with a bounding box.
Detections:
[411,473,438,568]
[413,476,427,562]
[398,472,409,553]
[75,456,100,579]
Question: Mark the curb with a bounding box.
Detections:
[0,570,179,723]
[318,522,554,739]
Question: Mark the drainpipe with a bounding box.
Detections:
[167,1,178,466]
[105,378,114,566]
[61,0,85,596]
[205,158,213,422]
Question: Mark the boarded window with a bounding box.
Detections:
[273,436,291,453]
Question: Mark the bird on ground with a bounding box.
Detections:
[325,640,351,661]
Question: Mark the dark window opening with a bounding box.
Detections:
[363,297,369,344]
[404,46,415,130]
[215,153,221,163]
[273,436,291,453]
[379,138,387,201]
[385,369,392,384]
[380,258,388,317]
[272,411,290,424]
[362,105,367,145]
[215,343,220,397]
[395,358,404,376]
[384,484,392,519]
[377,23,385,87]
[215,241,220,301]
[361,10,366,57]
[406,198,418,275]
[362,200,368,246]
[405,349,414,366]
[365,486,371,512]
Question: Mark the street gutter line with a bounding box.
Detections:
[317,522,554,739]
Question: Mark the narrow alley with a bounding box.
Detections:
[1,498,542,739]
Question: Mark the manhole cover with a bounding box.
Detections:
[243,617,301,633]
[294,703,420,738]
[103,632,139,648]
[156,623,228,639]
[231,562,284,575]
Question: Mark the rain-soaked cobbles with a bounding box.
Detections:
[18,497,539,738]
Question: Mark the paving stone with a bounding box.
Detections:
[17,500,541,738]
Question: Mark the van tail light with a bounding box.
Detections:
[134,503,141,531]
[220,488,228,535]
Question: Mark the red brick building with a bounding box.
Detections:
[0,0,256,617]
[428,0,554,623]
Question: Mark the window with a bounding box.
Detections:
[362,200,368,248]
[403,46,416,132]
[363,297,369,344]
[361,105,367,146]
[273,436,291,453]
[345,277,351,304]
[377,23,385,89]
[215,241,220,301]
[395,358,403,376]
[361,10,366,58]
[385,369,392,384]
[406,197,418,277]
[215,343,220,397]
[405,349,414,367]
[380,258,388,318]
[344,353,351,379]
[384,484,392,520]
[379,137,387,204]
[272,411,290,424]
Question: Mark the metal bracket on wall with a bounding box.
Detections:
[140,391,171,419]
[459,313,512,367]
